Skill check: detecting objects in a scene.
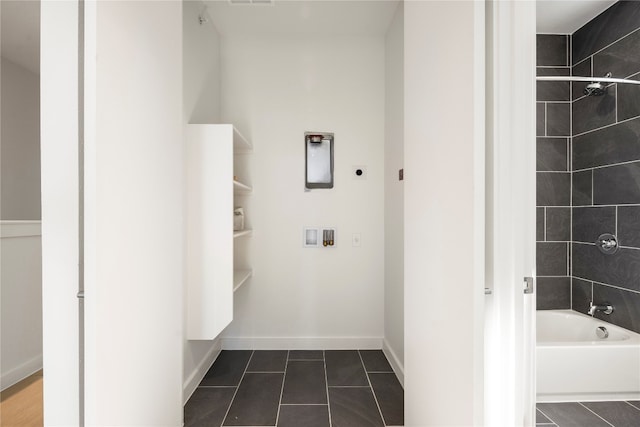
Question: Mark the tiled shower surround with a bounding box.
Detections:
[536,1,640,334]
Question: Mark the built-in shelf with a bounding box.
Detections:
[233,180,252,193]
[233,269,253,292]
[233,229,252,238]
[234,128,252,153]
[186,123,253,341]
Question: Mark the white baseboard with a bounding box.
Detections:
[182,339,222,405]
[537,392,640,403]
[1,354,43,391]
[221,336,384,350]
[382,339,404,387]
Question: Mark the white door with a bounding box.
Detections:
[484,1,537,425]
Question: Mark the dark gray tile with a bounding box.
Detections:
[572,206,616,243]
[328,387,384,427]
[359,351,392,372]
[572,91,616,135]
[537,138,568,171]
[537,242,568,276]
[223,373,283,426]
[369,373,403,427]
[619,74,640,121]
[247,350,288,372]
[201,350,252,386]
[593,283,640,334]
[572,170,593,206]
[537,67,571,77]
[537,207,545,241]
[325,351,368,387]
[537,35,568,67]
[573,117,640,169]
[571,278,592,314]
[185,387,235,427]
[536,408,553,424]
[537,81,571,102]
[628,401,640,410]
[546,207,570,241]
[537,103,546,136]
[593,28,640,81]
[278,405,330,427]
[281,361,327,404]
[547,103,571,136]
[594,161,640,205]
[582,401,640,426]
[537,402,610,427]
[537,277,571,310]
[572,1,640,65]
[572,58,592,101]
[289,350,324,360]
[573,243,640,292]
[619,206,640,248]
[537,173,571,207]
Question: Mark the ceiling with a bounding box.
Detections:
[203,0,400,36]
[1,0,40,74]
[536,0,617,34]
[0,0,620,74]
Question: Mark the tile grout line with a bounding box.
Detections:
[572,114,640,139]
[220,350,254,427]
[578,402,615,427]
[625,401,640,412]
[358,350,386,427]
[274,350,289,427]
[535,407,558,426]
[323,351,333,427]
[280,403,328,406]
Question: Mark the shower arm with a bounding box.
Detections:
[536,75,640,86]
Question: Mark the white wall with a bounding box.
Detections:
[404,1,485,425]
[1,57,41,220]
[383,2,404,381]
[183,0,220,125]
[83,1,184,425]
[182,0,223,403]
[221,35,386,348]
[40,1,80,423]
[0,222,42,390]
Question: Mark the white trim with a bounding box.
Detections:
[537,392,640,403]
[182,338,222,405]
[382,339,404,388]
[0,355,43,392]
[221,337,383,350]
[0,221,42,238]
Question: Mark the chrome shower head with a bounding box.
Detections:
[584,81,607,96]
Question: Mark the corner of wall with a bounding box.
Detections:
[183,338,222,405]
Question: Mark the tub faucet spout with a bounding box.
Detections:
[588,302,614,316]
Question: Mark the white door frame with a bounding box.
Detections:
[484,0,537,425]
[40,0,82,424]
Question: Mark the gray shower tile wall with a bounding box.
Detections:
[536,34,571,310]
[566,1,640,333]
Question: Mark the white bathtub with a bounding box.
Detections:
[537,310,640,402]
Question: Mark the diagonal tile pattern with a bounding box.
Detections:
[537,401,640,427]
[185,349,404,426]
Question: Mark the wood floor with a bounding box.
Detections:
[0,371,43,427]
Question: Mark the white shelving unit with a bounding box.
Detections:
[233,269,253,292]
[186,124,253,340]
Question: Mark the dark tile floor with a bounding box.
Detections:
[185,349,404,427]
[537,401,640,427]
